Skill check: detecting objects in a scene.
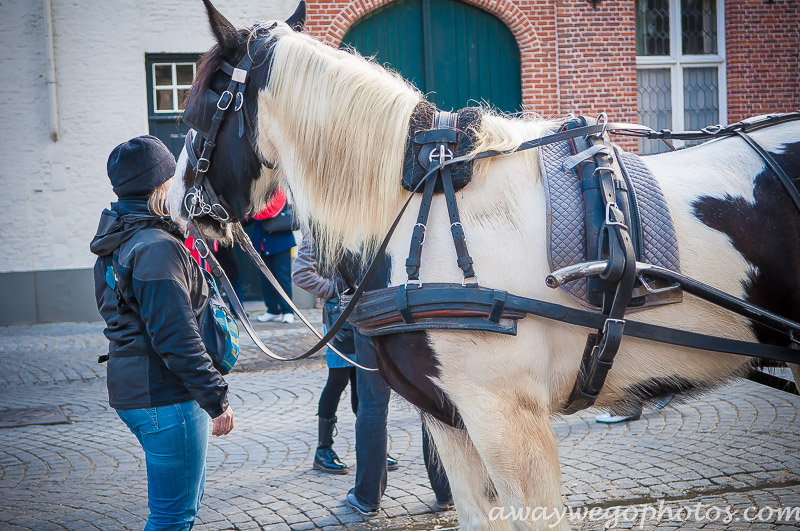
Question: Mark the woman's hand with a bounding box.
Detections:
[212,405,235,436]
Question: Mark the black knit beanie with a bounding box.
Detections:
[107,135,176,197]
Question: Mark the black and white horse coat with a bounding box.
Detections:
[169,3,800,528]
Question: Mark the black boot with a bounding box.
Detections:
[313,416,349,474]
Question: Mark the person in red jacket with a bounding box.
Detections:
[252,189,297,323]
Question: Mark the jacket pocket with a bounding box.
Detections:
[107,352,150,406]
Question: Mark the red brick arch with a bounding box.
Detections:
[306,0,559,111]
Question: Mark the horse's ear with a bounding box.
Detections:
[202,0,241,54]
[285,1,306,31]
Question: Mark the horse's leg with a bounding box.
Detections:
[423,417,510,531]
[453,390,568,531]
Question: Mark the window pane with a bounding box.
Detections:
[156,89,174,111]
[176,64,195,85]
[154,65,173,86]
[177,89,191,110]
[682,0,717,55]
[636,0,670,56]
[683,67,719,137]
[637,68,672,154]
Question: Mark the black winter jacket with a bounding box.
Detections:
[90,198,229,418]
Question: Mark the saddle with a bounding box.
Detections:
[540,117,682,310]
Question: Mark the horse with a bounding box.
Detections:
[168,2,800,529]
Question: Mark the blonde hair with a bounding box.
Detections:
[148,178,172,217]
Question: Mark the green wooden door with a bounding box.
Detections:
[341,0,521,113]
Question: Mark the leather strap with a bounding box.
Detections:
[441,156,476,281]
[563,131,639,413]
[348,283,800,364]
[405,164,438,282]
[188,221,381,367]
[736,130,800,215]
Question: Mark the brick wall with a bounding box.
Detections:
[307,0,799,149]
[725,0,800,122]
[306,0,639,148]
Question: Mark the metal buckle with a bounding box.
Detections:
[217,90,233,110]
[451,221,466,242]
[701,124,723,135]
[429,144,454,163]
[605,202,628,230]
[234,92,244,112]
[211,204,231,223]
[461,274,479,287]
[231,67,247,83]
[592,165,616,176]
[197,158,210,173]
[414,223,426,244]
[602,318,625,335]
[405,278,422,288]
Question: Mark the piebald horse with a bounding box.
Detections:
[168,2,800,529]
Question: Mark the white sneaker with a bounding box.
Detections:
[281,313,295,324]
[595,411,641,424]
[256,311,281,322]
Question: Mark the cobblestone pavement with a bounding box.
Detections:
[1,314,799,530]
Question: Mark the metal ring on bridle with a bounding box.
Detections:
[194,238,210,259]
[234,92,244,112]
[217,90,233,110]
[210,203,231,223]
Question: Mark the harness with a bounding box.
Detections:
[345,111,800,411]
[179,33,800,407]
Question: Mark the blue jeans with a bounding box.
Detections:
[353,331,390,509]
[116,400,209,531]
[258,249,293,314]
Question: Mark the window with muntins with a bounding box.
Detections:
[145,53,200,158]
[636,0,725,154]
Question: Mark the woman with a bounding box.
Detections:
[291,231,399,475]
[291,230,358,473]
[90,135,234,530]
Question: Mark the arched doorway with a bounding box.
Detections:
[341,0,522,113]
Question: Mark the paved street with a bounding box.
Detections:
[1,311,799,530]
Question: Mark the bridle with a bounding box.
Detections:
[182,31,276,225]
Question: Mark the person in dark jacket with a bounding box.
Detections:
[291,230,360,474]
[90,135,234,531]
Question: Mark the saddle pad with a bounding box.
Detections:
[539,138,682,310]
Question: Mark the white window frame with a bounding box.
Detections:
[152,62,196,114]
[636,0,726,147]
